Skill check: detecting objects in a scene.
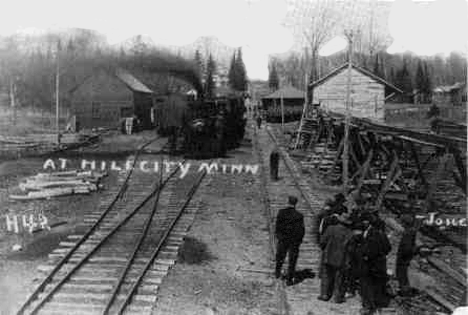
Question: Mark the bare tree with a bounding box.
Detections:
[285,0,341,82]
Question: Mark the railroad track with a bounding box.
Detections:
[257,125,365,315]
[267,124,466,315]
[16,140,207,315]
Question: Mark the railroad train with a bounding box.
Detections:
[153,93,246,158]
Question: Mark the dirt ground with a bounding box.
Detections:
[0,131,163,314]
[152,131,279,315]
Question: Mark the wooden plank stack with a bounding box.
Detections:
[10,170,107,200]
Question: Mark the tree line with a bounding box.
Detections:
[268,50,467,104]
[193,47,248,99]
[0,30,220,113]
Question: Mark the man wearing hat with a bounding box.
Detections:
[318,208,353,303]
[360,211,392,314]
[275,196,305,285]
[396,213,419,296]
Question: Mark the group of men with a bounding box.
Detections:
[274,192,422,315]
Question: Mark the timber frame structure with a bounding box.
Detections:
[294,111,467,224]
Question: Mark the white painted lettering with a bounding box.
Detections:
[110,161,122,171]
[164,161,177,173]
[100,161,107,171]
[22,214,37,234]
[426,212,436,225]
[153,162,159,173]
[245,164,259,175]
[6,215,19,233]
[58,158,68,169]
[81,159,96,170]
[198,163,218,174]
[459,218,467,227]
[221,164,228,173]
[139,161,150,173]
[179,162,191,178]
[43,159,56,170]
[231,164,243,174]
[125,160,134,171]
[39,214,50,230]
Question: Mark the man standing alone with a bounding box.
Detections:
[275,196,304,286]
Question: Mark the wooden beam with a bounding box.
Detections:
[408,141,429,192]
[355,150,374,192]
[376,152,399,209]
[451,148,467,195]
[356,131,367,158]
[424,151,449,211]
[326,138,344,176]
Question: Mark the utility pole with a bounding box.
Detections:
[343,30,354,195]
[55,42,60,145]
[294,46,310,149]
[281,90,285,134]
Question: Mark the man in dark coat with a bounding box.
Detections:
[396,213,418,296]
[318,210,353,303]
[275,196,304,285]
[256,114,262,129]
[344,221,365,297]
[360,212,392,315]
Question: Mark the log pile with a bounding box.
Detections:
[0,133,98,159]
[9,170,106,200]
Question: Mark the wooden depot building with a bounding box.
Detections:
[70,68,154,130]
[309,63,403,122]
[261,86,305,122]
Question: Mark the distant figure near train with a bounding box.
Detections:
[270,149,280,181]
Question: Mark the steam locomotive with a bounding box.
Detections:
[154,93,246,159]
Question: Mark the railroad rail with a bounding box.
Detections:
[273,122,467,314]
[254,123,365,314]
[296,111,466,253]
[16,139,207,315]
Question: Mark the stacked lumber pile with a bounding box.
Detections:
[0,133,98,159]
[300,143,339,177]
[10,170,106,200]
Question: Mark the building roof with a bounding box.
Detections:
[262,86,305,99]
[115,68,153,94]
[433,82,466,94]
[309,62,403,94]
[214,85,244,98]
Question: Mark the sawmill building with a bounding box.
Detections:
[309,63,403,122]
[70,68,153,130]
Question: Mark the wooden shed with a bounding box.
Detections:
[433,82,467,106]
[261,86,305,122]
[261,86,305,110]
[70,68,153,130]
[310,63,402,121]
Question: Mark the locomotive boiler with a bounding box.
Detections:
[154,94,246,159]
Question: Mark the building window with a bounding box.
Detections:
[92,102,101,119]
[120,107,132,118]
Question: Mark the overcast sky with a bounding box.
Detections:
[1,0,467,80]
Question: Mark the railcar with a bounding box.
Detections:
[154,94,246,158]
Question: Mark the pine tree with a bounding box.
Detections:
[396,60,413,102]
[373,54,380,76]
[268,62,279,91]
[415,60,424,92]
[228,52,237,89]
[194,49,204,79]
[233,48,248,91]
[204,54,216,99]
[422,61,432,103]
[415,59,425,103]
